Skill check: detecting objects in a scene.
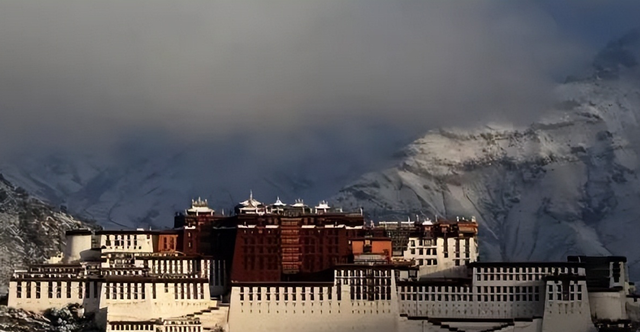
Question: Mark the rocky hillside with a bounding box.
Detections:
[0,304,99,332]
[0,174,96,294]
[333,30,640,278]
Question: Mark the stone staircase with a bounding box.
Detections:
[480,322,514,332]
[427,319,518,332]
[184,306,227,331]
[427,319,465,332]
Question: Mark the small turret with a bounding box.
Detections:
[186,197,214,216]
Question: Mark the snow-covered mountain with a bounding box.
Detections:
[0,174,95,294]
[0,122,406,230]
[0,146,372,230]
[333,29,640,277]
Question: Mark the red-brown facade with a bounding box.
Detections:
[228,213,367,282]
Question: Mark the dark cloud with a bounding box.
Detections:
[0,1,636,213]
[0,1,591,150]
[539,0,640,50]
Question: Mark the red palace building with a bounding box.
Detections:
[172,195,379,295]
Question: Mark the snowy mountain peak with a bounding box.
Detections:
[332,41,640,279]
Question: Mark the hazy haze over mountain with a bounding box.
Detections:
[1,1,639,228]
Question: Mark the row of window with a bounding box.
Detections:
[162,326,201,332]
[408,239,435,247]
[476,266,578,275]
[349,286,392,301]
[400,308,537,318]
[547,283,583,302]
[477,294,541,302]
[109,323,156,331]
[336,277,390,286]
[239,286,333,302]
[240,228,354,238]
[167,282,206,300]
[477,286,541,294]
[145,259,197,274]
[350,293,392,301]
[15,281,98,299]
[105,282,147,300]
[477,273,549,281]
[27,267,81,273]
[400,293,541,302]
[104,234,145,248]
[397,285,543,302]
[104,282,207,300]
[335,270,391,277]
[400,285,469,294]
[399,285,540,295]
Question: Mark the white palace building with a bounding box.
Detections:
[5,198,640,332]
[7,228,228,332]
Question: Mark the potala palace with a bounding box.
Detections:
[5,195,640,332]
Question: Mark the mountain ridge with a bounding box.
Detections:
[332,40,640,277]
[0,174,96,294]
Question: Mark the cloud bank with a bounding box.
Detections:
[0,1,591,152]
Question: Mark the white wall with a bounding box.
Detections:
[101,281,215,322]
[8,279,101,313]
[403,237,478,279]
[228,287,398,332]
[588,291,627,321]
[541,280,596,332]
[228,270,400,332]
[99,233,157,253]
[398,284,544,319]
[63,234,94,263]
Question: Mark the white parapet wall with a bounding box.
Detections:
[227,284,399,332]
[404,236,479,279]
[8,279,102,313]
[588,291,628,321]
[64,231,97,263]
[101,279,215,322]
[98,231,158,253]
[541,278,596,332]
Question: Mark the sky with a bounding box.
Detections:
[0,0,639,210]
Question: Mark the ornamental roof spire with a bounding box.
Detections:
[273,196,286,206]
[186,196,214,215]
[239,190,261,207]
